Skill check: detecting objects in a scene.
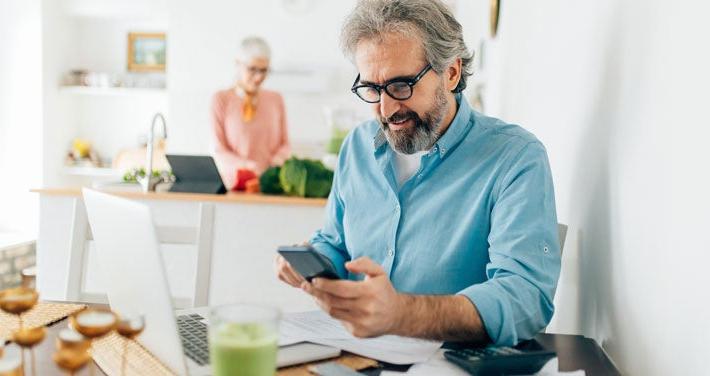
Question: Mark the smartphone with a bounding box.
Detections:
[277,245,341,281]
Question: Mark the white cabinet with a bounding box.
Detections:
[36,191,323,312]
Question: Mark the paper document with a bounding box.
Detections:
[279,310,442,364]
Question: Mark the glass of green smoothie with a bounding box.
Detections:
[209,304,281,376]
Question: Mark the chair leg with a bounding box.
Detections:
[192,203,215,307]
[66,198,89,301]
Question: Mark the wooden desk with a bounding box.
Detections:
[23,305,620,376]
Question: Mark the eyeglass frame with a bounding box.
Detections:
[350,63,433,103]
[238,60,270,76]
[245,65,269,76]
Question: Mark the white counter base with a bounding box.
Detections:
[36,190,324,312]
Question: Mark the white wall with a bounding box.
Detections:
[0,0,43,234]
[70,16,169,162]
[468,0,710,374]
[167,0,368,155]
[41,0,170,187]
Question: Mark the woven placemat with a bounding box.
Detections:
[0,302,86,341]
[91,332,177,376]
[91,332,377,376]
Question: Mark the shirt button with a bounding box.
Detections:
[440,147,446,154]
[395,204,400,212]
[543,246,549,253]
[387,249,394,257]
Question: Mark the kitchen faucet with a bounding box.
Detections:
[138,113,168,192]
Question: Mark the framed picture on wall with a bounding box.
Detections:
[127,32,166,72]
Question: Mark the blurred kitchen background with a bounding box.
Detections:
[1,0,709,375]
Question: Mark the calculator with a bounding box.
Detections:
[443,341,556,375]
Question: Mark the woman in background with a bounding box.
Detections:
[211,36,290,190]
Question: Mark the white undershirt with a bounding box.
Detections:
[393,150,427,188]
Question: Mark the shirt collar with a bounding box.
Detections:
[433,93,472,157]
[373,93,473,157]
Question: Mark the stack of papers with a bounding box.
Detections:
[279,310,442,365]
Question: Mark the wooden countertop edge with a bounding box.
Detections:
[31,188,328,207]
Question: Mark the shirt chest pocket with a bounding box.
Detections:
[341,193,395,265]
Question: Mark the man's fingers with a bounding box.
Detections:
[311,278,364,298]
[276,255,304,287]
[303,282,357,309]
[345,257,385,277]
[283,265,304,286]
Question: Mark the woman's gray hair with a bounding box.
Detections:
[341,0,473,93]
[237,36,271,61]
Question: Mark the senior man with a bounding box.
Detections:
[276,0,561,346]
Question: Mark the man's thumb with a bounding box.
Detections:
[345,257,384,277]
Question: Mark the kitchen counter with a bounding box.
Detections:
[33,186,326,312]
[31,187,328,206]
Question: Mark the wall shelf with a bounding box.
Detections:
[63,166,121,178]
[58,86,166,97]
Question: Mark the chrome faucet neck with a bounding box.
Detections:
[140,113,168,192]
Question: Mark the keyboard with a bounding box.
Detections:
[176,314,210,366]
[444,345,555,375]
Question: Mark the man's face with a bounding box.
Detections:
[354,33,449,154]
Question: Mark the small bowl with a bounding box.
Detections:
[116,315,145,339]
[12,326,46,347]
[70,308,118,339]
[56,328,91,352]
[0,287,39,315]
[53,348,92,373]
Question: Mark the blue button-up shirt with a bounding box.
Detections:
[310,95,561,345]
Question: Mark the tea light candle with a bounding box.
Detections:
[0,346,22,374]
[76,310,116,328]
[117,315,145,338]
[58,328,85,343]
[0,357,22,373]
[120,317,144,330]
[0,293,34,302]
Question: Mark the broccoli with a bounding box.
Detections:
[259,166,284,195]
[279,157,334,198]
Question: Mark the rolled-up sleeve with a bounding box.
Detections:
[458,141,561,345]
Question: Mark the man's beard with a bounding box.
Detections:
[379,83,449,154]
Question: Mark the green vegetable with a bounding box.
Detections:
[259,166,284,195]
[122,168,173,183]
[279,157,334,198]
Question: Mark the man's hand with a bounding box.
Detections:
[301,257,403,338]
[274,254,305,288]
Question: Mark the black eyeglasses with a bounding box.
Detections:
[246,66,269,75]
[351,64,432,103]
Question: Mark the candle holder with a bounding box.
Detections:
[52,328,92,376]
[56,327,91,352]
[116,315,145,376]
[0,343,23,376]
[70,308,118,376]
[53,348,92,376]
[12,326,45,376]
[0,287,42,376]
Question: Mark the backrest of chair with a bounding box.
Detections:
[558,223,568,255]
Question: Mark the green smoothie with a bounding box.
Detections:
[209,322,278,376]
[327,127,350,154]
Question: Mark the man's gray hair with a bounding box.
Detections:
[237,36,271,61]
[341,0,473,93]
